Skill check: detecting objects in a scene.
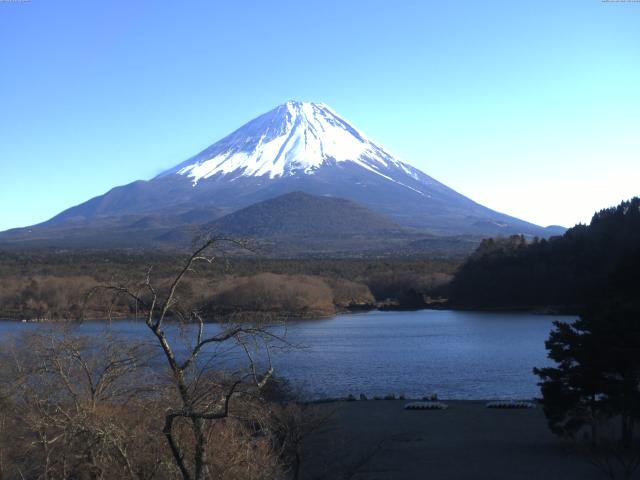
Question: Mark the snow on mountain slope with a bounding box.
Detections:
[160,101,425,193]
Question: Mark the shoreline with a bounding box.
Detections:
[0,303,579,323]
[302,396,540,404]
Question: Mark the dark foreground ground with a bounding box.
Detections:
[300,400,603,480]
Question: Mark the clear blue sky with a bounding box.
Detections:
[1,0,638,231]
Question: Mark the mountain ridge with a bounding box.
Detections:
[0,101,565,251]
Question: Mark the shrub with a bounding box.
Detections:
[210,273,335,315]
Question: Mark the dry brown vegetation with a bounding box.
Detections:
[0,275,99,320]
[208,273,373,317]
[0,250,457,320]
[0,239,334,480]
[0,331,322,480]
[0,240,458,477]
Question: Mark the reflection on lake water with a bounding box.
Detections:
[0,309,575,400]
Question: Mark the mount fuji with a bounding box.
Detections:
[0,101,563,252]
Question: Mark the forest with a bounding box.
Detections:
[449,197,640,312]
[0,251,458,320]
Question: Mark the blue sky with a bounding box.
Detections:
[1,0,638,231]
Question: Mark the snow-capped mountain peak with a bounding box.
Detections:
[17,101,554,242]
[162,101,422,186]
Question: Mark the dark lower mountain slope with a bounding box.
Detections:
[0,205,223,250]
[160,192,481,257]
[0,192,480,257]
[36,161,552,238]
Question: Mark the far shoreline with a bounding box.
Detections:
[0,303,580,323]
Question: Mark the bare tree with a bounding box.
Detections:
[0,330,164,480]
[88,238,282,480]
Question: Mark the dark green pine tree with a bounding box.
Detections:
[534,303,640,446]
[533,316,608,442]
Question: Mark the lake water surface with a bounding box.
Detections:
[0,309,574,400]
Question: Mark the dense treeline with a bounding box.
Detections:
[0,251,459,282]
[449,197,640,311]
[0,253,458,320]
[534,302,640,447]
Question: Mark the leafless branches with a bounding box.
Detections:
[0,331,164,480]
[86,237,284,480]
[0,237,323,479]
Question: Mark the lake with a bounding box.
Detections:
[0,309,574,400]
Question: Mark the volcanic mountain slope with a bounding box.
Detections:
[0,100,563,250]
[209,191,404,238]
[158,192,478,257]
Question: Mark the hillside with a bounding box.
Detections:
[209,191,404,238]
